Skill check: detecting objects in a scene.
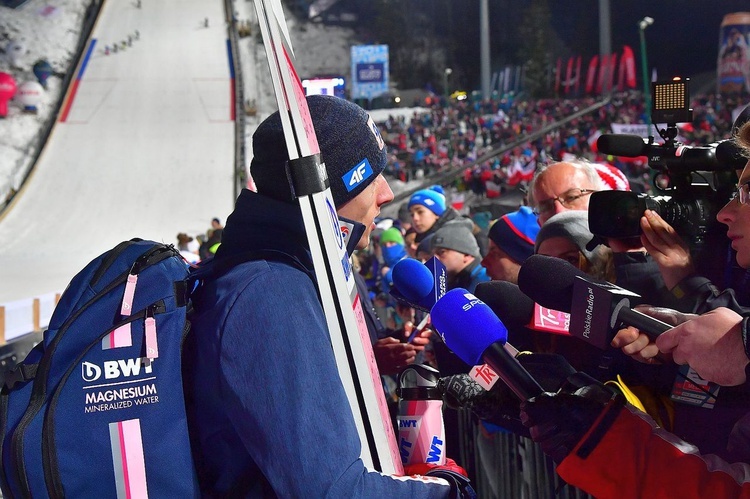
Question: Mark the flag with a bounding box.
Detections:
[564,57,574,94]
[621,45,636,88]
[585,55,598,93]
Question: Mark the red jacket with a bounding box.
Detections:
[558,402,750,498]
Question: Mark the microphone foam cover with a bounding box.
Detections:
[473,281,535,329]
[596,134,647,157]
[392,258,433,303]
[431,288,508,366]
[518,254,586,313]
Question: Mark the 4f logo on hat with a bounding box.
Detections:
[343,158,374,192]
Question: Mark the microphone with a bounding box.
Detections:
[597,134,746,172]
[473,281,571,336]
[430,288,543,400]
[716,139,749,170]
[597,134,647,157]
[391,257,447,312]
[518,255,671,349]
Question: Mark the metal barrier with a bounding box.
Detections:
[456,409,594,498]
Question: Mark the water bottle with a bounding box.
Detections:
[397,364,446,466]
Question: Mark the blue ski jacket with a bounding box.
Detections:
[183,190,450,498]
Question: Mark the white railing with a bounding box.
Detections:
[0,292,59,343]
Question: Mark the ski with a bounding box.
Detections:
[253,0,402,475]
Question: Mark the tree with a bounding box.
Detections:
[517,0,554,98]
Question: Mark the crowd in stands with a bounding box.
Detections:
[375,90,743,197]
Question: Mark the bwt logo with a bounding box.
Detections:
[399,419,418,428]
[342,159,373,192]
[82,358,153,382]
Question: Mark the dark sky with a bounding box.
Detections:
[550,1,750,78]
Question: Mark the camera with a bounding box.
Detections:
[591,78,744,247]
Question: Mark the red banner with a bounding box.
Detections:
[621,45,636,88]
[564,57,574,94]
[585,55,598,93]
[575,55,582,94]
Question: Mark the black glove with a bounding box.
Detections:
[519,372,622,464]
[438,353,577,436]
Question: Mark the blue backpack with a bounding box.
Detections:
[0,239,200,498]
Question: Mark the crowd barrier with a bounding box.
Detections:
[0,292,59,343]
[457,407,593,498]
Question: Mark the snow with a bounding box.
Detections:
[0,0,378,339]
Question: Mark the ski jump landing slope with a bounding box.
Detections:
[0,0,236,305]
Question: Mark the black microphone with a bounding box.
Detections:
[430,288,544,400]
[716,139,749,170]
[518,255,672,349]
[597,134,744,172]
[597,134,647,157]
[474,281,572,336]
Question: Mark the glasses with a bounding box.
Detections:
[731,181,750,206]
[532,189,596,215]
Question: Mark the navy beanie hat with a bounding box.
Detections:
[408,189,446,216]
[250,95,387,207]
[488,206,540,264]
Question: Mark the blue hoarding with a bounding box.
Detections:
[351,45,389,100]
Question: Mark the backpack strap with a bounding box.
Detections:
[3,364,38,391]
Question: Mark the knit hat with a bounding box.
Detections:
[431,219,481,258]
[380,227,405,246]
[250,95,387,207]
[487,206,540,264]
[534,211,596,261]
[593,163,630,191]
[408,189,446,216]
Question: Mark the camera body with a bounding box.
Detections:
[591,79,742,248]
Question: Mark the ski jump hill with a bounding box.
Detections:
[0,0,237,340]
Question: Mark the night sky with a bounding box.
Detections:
[550,1,750,78]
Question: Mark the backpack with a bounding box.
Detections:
[0,239,200,498]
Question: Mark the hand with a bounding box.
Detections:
[404,458,476,499]
[438,354,577,437]
[611,305,694,364]
[639,210,694,289]
[373,337,416,376]
[520,373,619,464]
[655,307,748,386]
[402,321,433,350]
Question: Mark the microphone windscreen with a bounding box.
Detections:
[473,281,534,329]
[392,258,433,304]
[716,139,749,170]
[431,288,508,366]
[596,134,647,157]
[518,254,587,313]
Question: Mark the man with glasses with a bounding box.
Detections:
[528,159,676,308]
[528,161,604,225]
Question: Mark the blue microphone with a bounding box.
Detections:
[390,256,447,312]
[430,289,544,401]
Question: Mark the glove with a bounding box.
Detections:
[404,458,476,499]
[438,353,577,436]
[519,372,622,464]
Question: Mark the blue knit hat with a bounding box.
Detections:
[408,189,446,216]
[487,206,540,264]
[250,95,387,207]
